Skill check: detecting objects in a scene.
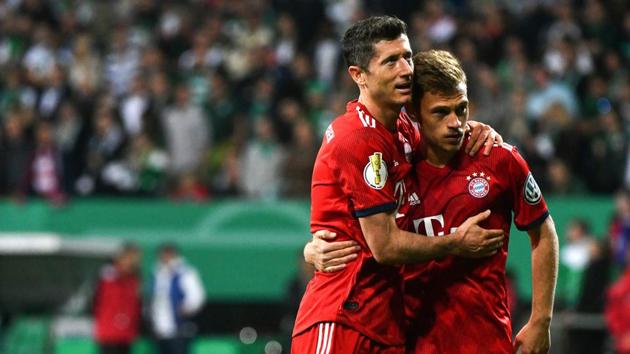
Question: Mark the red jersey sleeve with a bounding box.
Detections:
[506,144,550,230]
[332,130,397,217]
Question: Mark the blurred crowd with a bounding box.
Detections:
[0,0,628,202]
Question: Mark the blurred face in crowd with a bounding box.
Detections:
[4,115,24,140]
[175,85,190,106]
[566,221,587,243]
[351,35,413,110]
[117,248,141,275]
[95,111,113,136]
[255,118,274,142]
[35,122,53,147]
[418,85,469,164]
[159,248,177,266]
[615,191,630,219]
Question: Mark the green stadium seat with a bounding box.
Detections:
[53,337,97,354]
[131,338,155,354]
[192,338,239,354]
[3,317,49,354]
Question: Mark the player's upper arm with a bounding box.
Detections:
[506,145,549,231]
[358,211,399,264]
[526,216,558,249]
[332,130,397,217]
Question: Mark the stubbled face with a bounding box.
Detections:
[419,85,469,159]
[362,35,414,109]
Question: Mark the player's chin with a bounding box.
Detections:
[393,92,412,105]
[441,137,464,150]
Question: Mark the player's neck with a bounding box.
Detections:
[358,94,400,131]
[423,143,457,168]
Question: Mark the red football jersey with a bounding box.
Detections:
[402,141,549,354]
[293,100,419,346]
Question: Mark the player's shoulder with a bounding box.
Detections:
[493,142,520,158]
[335,105,380,132]
[469,141,521,170]
[325,108,388,147]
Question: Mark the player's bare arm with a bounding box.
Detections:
[513,216,559,354]
[359,209,504,265]
[305,211,506,271]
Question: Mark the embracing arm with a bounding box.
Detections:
[513,216,559,354]
[360,209,504,265]
[305,210,505,270]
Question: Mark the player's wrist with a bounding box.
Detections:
[529,314,552,328]
[439,232,457,256]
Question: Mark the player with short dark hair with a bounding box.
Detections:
[291,17,505,354]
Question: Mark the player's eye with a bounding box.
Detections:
[456,105,468,116]
[433,109,449,118]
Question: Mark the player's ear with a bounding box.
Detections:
[348,66,366,86]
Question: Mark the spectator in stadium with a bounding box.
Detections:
[149,243,205,354]
[238,116,285,199]
[304,49,559,354]
[83,107,126,194]
[23,120,65,203]
[0,0,626,199]
[609,189,630,267]
[0,109,32,198]
[561,218,597,307]
[281,119,317,198]
[567,239,611,354]
[55,101,86,195]
[161,84,209,180]
[93,242,142,354]
[605,247,630,354]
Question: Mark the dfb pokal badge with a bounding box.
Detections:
[364,152,387,189]
[467,172,491,198]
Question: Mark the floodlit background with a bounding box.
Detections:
[0,0,628,353]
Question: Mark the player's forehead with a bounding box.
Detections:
[370,35,412,61]
[421,87,467,107]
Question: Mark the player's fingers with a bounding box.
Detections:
[484,229,505,239]
[482,132,495,156]
[322,241,359,253]
[468,129,489,156]
[465,210,491,225]
[325,253,359,267]
[313,230,337,240]
[484,236,503,248]
[324,264,347,273]
[465,125,482,154]
[323,246,360,261]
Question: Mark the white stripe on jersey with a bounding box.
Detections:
[316,323,324,354]
[324,323,334,354]
[315,322,335,354]
[357,107,376,128]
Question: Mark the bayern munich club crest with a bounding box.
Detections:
[467,172,491,198]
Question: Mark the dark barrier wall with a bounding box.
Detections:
[0,197,613,303]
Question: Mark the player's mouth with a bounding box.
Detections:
[395,82,412,95]
[444,132,464,144]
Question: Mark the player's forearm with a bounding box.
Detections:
[529,217,559,325]
[367,219,452,265]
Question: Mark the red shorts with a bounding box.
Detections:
[291,322,405,354]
